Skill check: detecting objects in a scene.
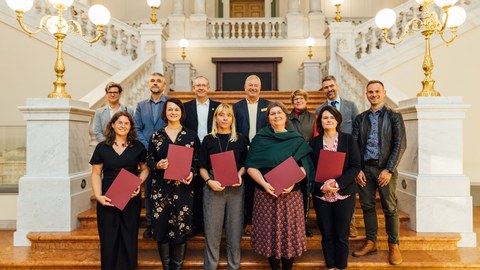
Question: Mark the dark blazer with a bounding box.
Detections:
[309,132,361,196]
[134,95,168,148]
[233,98,271,138]
[182,99,220,135]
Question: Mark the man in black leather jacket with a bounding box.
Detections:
[351,80,406,265]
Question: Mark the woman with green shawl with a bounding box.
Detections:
[245,101,315,270]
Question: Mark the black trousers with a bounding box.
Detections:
[313,194,355,269]
[192,175,205,231]
[243,174,255,226]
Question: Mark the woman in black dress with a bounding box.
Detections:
[310,106,360,270]
[147,98,200,270]
[90,111,150,270]
[198,103,249,270]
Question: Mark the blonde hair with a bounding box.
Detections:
[290,89,308,103]
[210,103,238,142]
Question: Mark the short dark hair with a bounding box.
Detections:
[322,75,337,84]
[104,82,123,93]
[104,111,137,146]
[366,80,384,89]
[161,98,186,123]
[316,106,343,136]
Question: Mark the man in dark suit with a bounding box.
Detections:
[316,75,360,237]
[233,74,270,235]
[134,72,169,239]
[183,76,220,236]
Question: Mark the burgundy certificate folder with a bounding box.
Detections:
[164,144,194,181]
[315,149,346,183]
[105,168,142,211]
[210,150,239,186]
[264,156,306,196]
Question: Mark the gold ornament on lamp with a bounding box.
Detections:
[331,0,345,22]
[305,37,315,59]
[6,0,111,98]
[147,0,161,24]
[179,38,189,60]
[375,0,466,97]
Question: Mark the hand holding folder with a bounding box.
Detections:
[164,144,194,181]
[264,156,306,196]
[210,150,239,187]
[105,168,143,211]
[315,149,346,183]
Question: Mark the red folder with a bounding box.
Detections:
[164,144,194,181]
[315,149,346,183]
[105,168,142,211]
[210,150,239,186]
[264,156,306,196]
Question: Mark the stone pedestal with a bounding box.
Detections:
[139,23,168,74]
[168,15,186,40]
[397,97,476,247]
[308,12,326,38]
[286,13,305,38]
[172,60,194,91]
[324,22,354,78]
[187,14,208,39]
[14,99,94,246]
[300,59,321,91]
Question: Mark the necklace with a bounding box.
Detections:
[218,134,230,152]
[114,141,127,147]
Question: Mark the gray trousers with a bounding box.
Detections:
[203,184,244,270]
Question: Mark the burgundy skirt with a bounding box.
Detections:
[251,188,307,259]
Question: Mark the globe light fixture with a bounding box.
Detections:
[305,37,315,59]
[375,0,466,97]
[179,38,189,60]
[147,0,161,24]
[331,0,345,22]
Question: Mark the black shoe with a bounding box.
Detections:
[143,226,153,239]
[306,228,313,237]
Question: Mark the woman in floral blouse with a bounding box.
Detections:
[147,98,200,270]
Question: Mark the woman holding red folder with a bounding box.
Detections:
[198,103,249,270]
[245,101,315,270]
[309,106,361,270]
[147,98,200,270]
[90,111,150,270]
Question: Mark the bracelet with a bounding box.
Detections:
[205,178,211,183]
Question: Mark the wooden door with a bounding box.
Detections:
[230,0,264,18]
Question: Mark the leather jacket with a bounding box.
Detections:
[352,105,406,172]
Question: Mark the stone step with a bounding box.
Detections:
[3,244,477,270]
[27,226,458,251]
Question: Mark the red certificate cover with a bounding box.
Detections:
[315,149,346,183]
[210,150,239,186]
[264,156,306,196]
[105,168,142,211]
[164,144,194,181]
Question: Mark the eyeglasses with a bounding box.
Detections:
[107,91,120,95]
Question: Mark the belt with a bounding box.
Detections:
[365,159,379,166]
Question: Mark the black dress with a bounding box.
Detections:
[89,140,147,270]
[147,127,200,244]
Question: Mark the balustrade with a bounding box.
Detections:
[207,18,286,40]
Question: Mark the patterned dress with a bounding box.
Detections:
[147,127,200,244]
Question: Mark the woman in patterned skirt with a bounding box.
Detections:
[147,98,200,270]
[245,101,315,270]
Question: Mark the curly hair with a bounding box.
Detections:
[103,111,138,147]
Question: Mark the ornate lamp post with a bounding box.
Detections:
[375,0,466,97]
[147,0,161,24]
[305,37,315,59]
[179,38,189,60]
[331,0,345,22]
[6,0,111,98]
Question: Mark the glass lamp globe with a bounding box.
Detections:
[443,6,466,27]
[49,0,75,9]
[179,38,189,48]
[46,16,68,34]
[147,0,161,8]
[305,37,315,47]
[434,0,458,7]
[331,0,345,5]
[415,0,429,5]
[6,0,34,12]
[375,8,396,29]
[88,5,111,26]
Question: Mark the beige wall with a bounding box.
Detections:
[0,194,17,229]
[0,22,110,126]
[381,26,480,184]
[166,46,326,91]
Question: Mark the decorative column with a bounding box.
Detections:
[286,0,304,38]
[300,59,322,91]
[222,0,230,18]
[265,0,272,18]
[172,60,194,91]
[169,0,186,39]
[397,97,476,247]
[14,99,94,246]
[324,22,355,79]
[308,0,325,38]
[139,23,168,76]
[188,0,208,39]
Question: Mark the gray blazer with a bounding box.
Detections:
[315,98,359,134]
[92,105,134,142]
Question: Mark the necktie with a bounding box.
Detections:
[331,101,338,109]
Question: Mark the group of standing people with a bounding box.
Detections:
[90,72,406,270]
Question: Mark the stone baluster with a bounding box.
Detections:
[265,21,272,39]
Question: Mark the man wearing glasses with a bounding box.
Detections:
[92,82,134,142]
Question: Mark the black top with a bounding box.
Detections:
[90,140,147,194]
[198,133,250,171]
